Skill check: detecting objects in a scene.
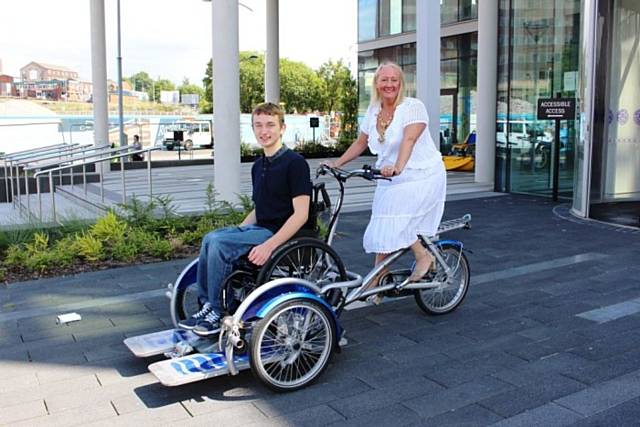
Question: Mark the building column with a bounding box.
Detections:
[212,0,241,203]
[416,1,440,147]
[475,0,498,184]
[265,0,280,104]
[90,0,109,149]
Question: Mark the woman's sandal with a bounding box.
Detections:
[365,268,389,305]
[408,257,435,282]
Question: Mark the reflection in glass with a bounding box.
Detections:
[496,0,580,198]
[358,0,377,42]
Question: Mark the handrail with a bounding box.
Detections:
[0,143,70,161]
[23,145,132,172]
[1,143,73,205]
[31,147,159,223]
[4,144,86,209]
[20,145,135,215]
[7,144,97,209]
[12,144,95,166]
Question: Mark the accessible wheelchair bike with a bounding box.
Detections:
[124,165,471,392]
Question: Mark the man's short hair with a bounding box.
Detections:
[252,102,285,126]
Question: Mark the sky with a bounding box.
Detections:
[0,0,357,87]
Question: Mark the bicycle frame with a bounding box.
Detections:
[315,165,470,310]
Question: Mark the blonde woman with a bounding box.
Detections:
[329,61,446,286]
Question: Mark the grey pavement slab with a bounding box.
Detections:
[1,194,640,425]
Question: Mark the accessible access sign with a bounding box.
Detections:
[537,98,576,120]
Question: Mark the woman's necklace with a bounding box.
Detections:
[377,108,395,144]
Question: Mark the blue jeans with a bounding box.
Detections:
[197,225,274,313]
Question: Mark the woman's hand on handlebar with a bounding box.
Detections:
[380,164,400,178]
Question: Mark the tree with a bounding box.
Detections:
[239,52,264,113]
[279,59,324,113]
[338,72,359,146]
[317,60,352,114]
[126,71,153,100]
[153,79,176,103]
[178,78,204,97]
[202,60,213,113]
[201,53,352,115]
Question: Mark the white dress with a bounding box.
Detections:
[361,97,447,254]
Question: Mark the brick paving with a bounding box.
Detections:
[1,194,640,426]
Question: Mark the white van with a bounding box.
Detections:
[162,120,213,150]
[496,120,551,149]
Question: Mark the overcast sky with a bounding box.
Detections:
[0,0,357,86]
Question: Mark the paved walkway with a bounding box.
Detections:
[1,195,640,426]
[2,156,494,226]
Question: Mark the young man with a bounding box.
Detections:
[179,102,312,336]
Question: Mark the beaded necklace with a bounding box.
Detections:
[377,108,395,144]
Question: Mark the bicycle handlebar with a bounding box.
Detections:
[316,164,391,182]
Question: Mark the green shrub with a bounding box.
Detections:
[51,236,76,267]
[146,236,172,259]
[24,232,49,255]
[74,233,104,262]
[112,240,138,262]
[128,229,155,253]
[0,228,43,252]
[91,212,128,245]
[117,196,157,229]
[3,244,27,268]
[24,251,58,273]
[155,195,177,221]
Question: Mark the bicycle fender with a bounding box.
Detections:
[255,292,336,320]
[254,292,343,342]
[436,239,463,250]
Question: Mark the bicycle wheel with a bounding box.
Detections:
[249,298,335,392]
[173,282,201,326]
[414,243,470,315]
[256,238,347,306]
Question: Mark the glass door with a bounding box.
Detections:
[440,88,458,154]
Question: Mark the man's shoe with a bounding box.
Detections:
[193,311,221,336]
[177,302,212,330]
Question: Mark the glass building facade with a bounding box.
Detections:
[357,0,640,225]
[357,0,478,155]
[495,0,580,198]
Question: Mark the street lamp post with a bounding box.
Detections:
[116,0,125,148]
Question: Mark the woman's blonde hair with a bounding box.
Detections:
[370,61,406,108]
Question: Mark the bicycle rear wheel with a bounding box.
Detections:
[414,243,470,315]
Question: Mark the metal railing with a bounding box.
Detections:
[2,143,83,207]
[29,147,159,223]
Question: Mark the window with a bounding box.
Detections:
[358,0,377,41]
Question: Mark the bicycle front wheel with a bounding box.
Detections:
[249,299,335,392]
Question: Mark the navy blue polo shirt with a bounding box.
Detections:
[251,147,312,233]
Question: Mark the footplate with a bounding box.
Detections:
[148,352,250,386]
[124,329,200,358]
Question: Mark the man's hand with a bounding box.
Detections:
[248,240,277,266]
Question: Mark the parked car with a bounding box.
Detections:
[162,120,213,151]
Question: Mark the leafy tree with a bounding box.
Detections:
[202,60,213,113]
[125,71,153,100]
[153,79,176,103]
[202,52,325,114]
[279,59,324,113]
[239,52,264,113]
[317,60,352,114]
[338,72,359,146]
[178,78,204,98]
